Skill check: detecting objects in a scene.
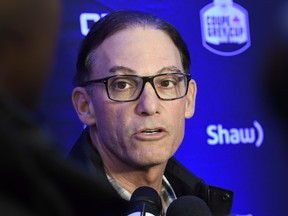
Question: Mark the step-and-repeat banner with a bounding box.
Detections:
[41,0,288,215]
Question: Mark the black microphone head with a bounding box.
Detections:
[127,186,162,215]
[166,195,213,216]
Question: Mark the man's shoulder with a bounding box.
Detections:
[165,157,233,216]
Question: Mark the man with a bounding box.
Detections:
[0,0,127,215]
[69,10,233,215]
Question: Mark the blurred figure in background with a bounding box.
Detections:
[0,0,127,215]
[262,1,288,132]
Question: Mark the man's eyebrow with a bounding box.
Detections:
[156,66,182,74]
[108,65,182,74]
[109,66,136,74]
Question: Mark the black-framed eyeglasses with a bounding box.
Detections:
[80,72,191,102]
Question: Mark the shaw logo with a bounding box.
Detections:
[200,0,251,56]
[207,120,264,147]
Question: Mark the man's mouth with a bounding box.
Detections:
[134,127,166,140]
[142,129,162,134]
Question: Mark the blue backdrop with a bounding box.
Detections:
[40,0,288,215]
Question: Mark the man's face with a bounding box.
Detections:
[85,27,196,169]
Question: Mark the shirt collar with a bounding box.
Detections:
[106,173,177,215]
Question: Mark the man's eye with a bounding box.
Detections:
[111,79,135,90]
[160,80,177,88]
[116,81,129,89]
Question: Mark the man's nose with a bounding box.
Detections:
[135,83,160,116]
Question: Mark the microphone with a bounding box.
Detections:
[125,186,162,216]
[166,195,213,216]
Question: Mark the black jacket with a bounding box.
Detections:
[67,127,234,216]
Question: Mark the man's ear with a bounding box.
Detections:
[185,79,197,119]
[72,87,96,126]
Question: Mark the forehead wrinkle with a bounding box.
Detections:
[109,65,136,74]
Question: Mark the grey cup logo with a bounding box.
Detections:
[200,0,251,56]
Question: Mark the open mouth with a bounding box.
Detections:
[142,129,162,134]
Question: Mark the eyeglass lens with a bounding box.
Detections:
[106,73,188,101]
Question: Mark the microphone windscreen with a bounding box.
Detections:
[166,195,213,216]
[127,186,162,215]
